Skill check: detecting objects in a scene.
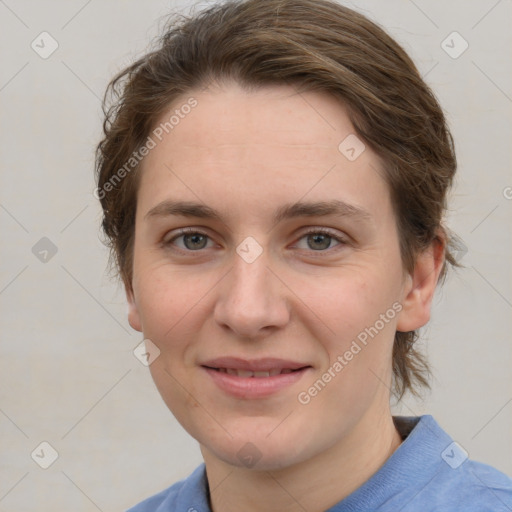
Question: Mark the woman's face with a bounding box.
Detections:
[126,82,423,470]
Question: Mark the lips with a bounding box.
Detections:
[201,356,309,374]
[217,368,296,377]
[201,357,311,398]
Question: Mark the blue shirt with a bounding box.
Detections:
[127,415,512,511]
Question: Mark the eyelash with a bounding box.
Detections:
[162,227,348,254]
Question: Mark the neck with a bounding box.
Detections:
[202,407,402,512]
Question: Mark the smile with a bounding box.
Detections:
[201,358,311,399]
[211,368,299,377]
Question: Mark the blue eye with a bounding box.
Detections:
[164,228,213,251]
[295,229,346,251]
[163,227,347,254]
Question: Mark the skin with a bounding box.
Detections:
[126,81,444,512]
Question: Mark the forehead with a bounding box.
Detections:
[137,82,392,225]
[157,81,355,151]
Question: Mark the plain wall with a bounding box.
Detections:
[1,0,511,510]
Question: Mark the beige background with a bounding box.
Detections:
[1,0,511,510]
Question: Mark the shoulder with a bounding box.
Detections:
[126,464,209,512]
[393,415,512,512]
[433,457,512,511]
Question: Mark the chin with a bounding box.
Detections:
[199,423,320,472]
[213,443,303,472]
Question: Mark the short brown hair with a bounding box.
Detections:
[95,0,461,399]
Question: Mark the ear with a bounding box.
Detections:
[125,283,142,332]
[396,235,445,332]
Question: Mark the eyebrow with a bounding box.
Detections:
[144,199,372,224]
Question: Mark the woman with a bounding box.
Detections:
[95,0,512,510]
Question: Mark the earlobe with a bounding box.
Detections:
[126,285,142,332]
[396,237,445,333]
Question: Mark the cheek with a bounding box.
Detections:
[297,265,400,392]
[300,266,399,337]
[135,266,210,425]
[133,267,186,344]
[134,258,186,320]
[132,261,220,360]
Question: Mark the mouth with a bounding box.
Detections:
[205,367,303,377]
[200,357,311,399]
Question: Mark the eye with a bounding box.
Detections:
[162,227,348,254]
[163,228,215,251]
[294,228,347,252]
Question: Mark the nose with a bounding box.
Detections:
[213,247,290,340]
